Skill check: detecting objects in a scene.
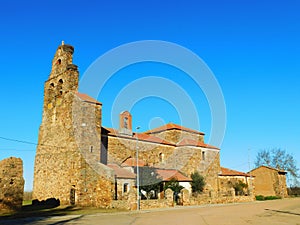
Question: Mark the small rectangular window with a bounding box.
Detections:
[123,183,129,193]
[90,146,93,153]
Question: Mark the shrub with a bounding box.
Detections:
[255,195,281,201]
[264,196,281,200]
[233,181,248,196]
[255,195,264,201]
[190,171,205,195]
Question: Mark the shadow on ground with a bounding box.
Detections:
[265,208,300,216]
[0,202,82,225]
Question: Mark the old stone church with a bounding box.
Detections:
[33,43,252,208]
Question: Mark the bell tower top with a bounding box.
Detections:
[49,42,75,79]
[43,42,79,108]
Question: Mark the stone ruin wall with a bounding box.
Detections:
[0,157,24,211]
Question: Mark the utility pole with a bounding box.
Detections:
[248,148,253,195]
[135,126,140,210]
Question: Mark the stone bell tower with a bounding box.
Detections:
[33,42,114,207]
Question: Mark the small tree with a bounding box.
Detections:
[255,148,299,185]
[190,171,205,195]
[164,178,184,193]
[164,178,184,204]
[233,180,248,196]
[139,167,162,199]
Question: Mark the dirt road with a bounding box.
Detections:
[68,198,300,225]
[2,198,300,225]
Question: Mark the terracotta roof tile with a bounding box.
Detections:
[144,123,204,135]
[134,133,173,145]
[177,138,220,150]
[107,164,136,179]
[220,167,251,177]
[156,169,192,182]
[76,93,102,105]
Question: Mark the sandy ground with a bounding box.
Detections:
[2,198,300,225]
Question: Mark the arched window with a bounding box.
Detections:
[56,59,61,65]
[50,83,55,88]
[59,79,63,84]
[159,153,164,163]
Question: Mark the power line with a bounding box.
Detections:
[0,148,35,152]
[0,136,66,149]
[0,136,37,146]
[0,135,101,151]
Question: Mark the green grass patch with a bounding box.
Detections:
[22,200,32,206]
[255,195,281,201]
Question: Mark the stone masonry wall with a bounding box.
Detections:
[162,146,220,192]
[33,43,114,207]
[104,133,221,193]
[150,129,204,144]
[218,176,253,196]
[251,167,287,198]
[104,135,175,166]
[0,157,24,211]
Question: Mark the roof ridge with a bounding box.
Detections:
[76,92,102,105]
[144,122,204,135]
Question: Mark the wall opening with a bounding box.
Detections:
[159,153,164,163]
[123,183,129,193]
[70,186,75,205]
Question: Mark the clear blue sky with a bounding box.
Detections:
[0,0,299,191]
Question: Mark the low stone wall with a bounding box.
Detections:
[188,194,255,206]
[111,200,132,210]
[111,188,174,210]
[112,188,254,210]
[111,199,172,210]
[140,199,171,209]
[0,157,24,211]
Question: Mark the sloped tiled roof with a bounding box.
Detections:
[177,138,220,150]
[156,169,192,182]
[144,123,204,135]
[102,127,174,145]
[220,167,251,177]
[107,164,136,179]
[121,157,146,167]
[76,93,102,105]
